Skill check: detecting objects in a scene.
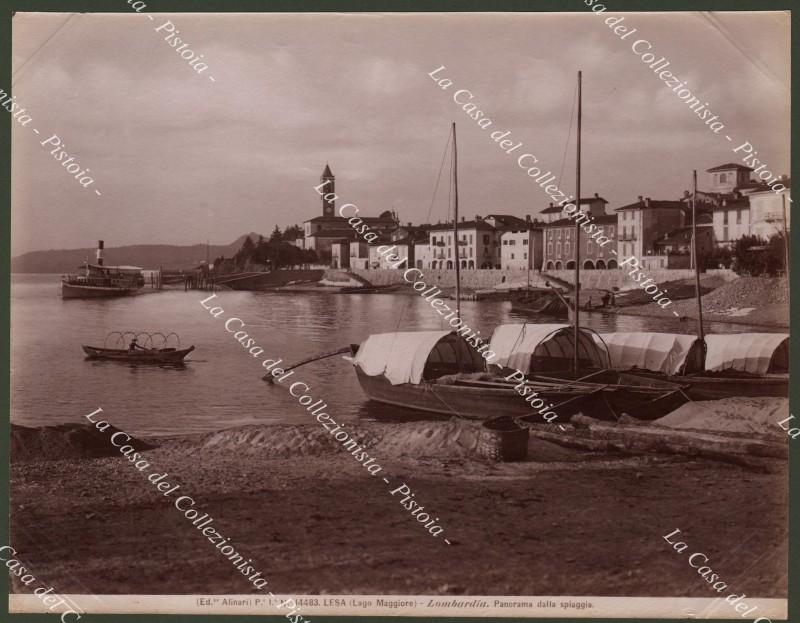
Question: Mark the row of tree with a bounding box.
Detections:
[215,226,319,272]
[704,232,788,276]
[732,233,788,277]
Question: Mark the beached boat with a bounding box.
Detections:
[347,330,603,420]
[486,323,689,418]
[600,331,789,400]
[82,345,195,363]
[347,328,687,421]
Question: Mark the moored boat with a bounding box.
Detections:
[600,331,789,400]
[61,240,144,299]
[62,274,143,299]
[486,323,690,419]
[347,329,687,421]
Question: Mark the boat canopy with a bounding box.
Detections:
[600,332,699,376]
[704,333,789,375]
[488,324,610,374]
[353,331,485,385]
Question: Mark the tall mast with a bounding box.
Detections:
[573,71,582,376]
[691,170,706,367]
[452,122,461,318]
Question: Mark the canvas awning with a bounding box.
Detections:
[600,332,699,376]
[353,331,454,385]
[704,333,789,375]
[489,324,610,374]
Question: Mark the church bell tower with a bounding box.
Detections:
[321,163,335,216]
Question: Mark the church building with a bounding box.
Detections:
[303,164,399,262]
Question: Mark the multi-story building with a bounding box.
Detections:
[695,164,790,248]
[746,180,791,241]
[615,196,686,260]
[368,237,417,269]
[500,225,543,270]
[427,218,499,269]
[542,215,617,270]
[711,197,751,248]
[414,237,432,270]
[541,195,616,270]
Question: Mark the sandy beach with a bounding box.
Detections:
[11,412,788,598]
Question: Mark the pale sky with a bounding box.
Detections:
[10,10,790,255]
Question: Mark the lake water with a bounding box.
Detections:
[10,274,780,435]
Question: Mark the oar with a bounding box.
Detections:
[262,346,352,383]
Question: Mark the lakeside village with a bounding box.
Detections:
[181,162,789,324]
[59,161,790,319]
[224,162,790,278]
[214,163,790,282]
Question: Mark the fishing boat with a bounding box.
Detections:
[348,326,688,420]
[61,240,144,299]
[603,170,789,401]
[486,323,689,419]
[601,331,789,400]
[511,289,569,316]
[82,344,195,363]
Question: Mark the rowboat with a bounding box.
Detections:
[82,345,195,364]
[599,332,789,400]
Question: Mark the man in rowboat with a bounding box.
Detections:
[128,337,146,352]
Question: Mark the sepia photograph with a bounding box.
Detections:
[4,4,793,621]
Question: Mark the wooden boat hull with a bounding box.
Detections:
[511,292,568,316]
[82,345,195,363]
[552,371,689,419]
[624,370,788,400]
[352,367,686,421]
[62,282,140,299]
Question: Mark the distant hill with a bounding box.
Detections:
[11,233,263,273]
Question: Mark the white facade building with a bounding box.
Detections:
[500,229,543,270]
[748,186,791,240]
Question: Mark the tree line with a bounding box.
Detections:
[214,226,319,272]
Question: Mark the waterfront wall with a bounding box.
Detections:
[350,268,737,291]
[219,269,326,289]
